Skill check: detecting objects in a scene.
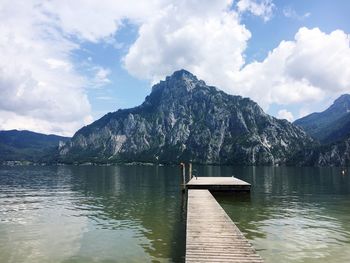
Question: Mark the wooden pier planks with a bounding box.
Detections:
[186,189,263,262]
[186,177,251,192]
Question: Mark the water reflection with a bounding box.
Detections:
[68,166,186,261]
[0,165,186,263]
[0,165,350,262]
[210,166,350,262]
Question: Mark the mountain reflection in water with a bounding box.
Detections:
[0,165,349,263]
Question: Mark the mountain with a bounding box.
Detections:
[288,135,350,167]
[290,94,350,166]
[59,70,313,165]
[294,94,350,143]
[0,130,70,163]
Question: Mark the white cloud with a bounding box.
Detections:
[124,0,251,87]
[0,1,95,136]
[41,0,165,43]
[277,109,294,122]
[0,0,177,136]
[237,0,275,21]
[283,7,310,20]
[92,67,111,88]
[1,0,349,136]
[124,5,350,112]
[231,27,350,109]
[0,111,92,137]
[0,0,164,136]
[286,28,350,92]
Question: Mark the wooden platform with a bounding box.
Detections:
[186,190,263,262]
[186,177,251,192]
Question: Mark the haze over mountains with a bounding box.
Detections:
[1,70,350,166]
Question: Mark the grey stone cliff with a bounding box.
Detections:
[59,70,313,165]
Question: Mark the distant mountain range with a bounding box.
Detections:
[294,94,350,144]
[59,70,313,165]
[0,70,349,167]
[292,94,350,166]
[0,130,69,163]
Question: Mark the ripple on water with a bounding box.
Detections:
[1,165,350,263]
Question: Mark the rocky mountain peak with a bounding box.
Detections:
[168,69,197,81]
[60,70,313,165]
[151,69,206,95]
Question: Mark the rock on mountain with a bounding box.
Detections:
[0,130,70,162]
[59,70,313,165]
[288,135,350,167]
[294,94,350,143]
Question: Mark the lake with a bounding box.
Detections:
[0,165,349,262]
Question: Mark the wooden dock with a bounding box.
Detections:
[186,176,251,192]
[186,189,263,262]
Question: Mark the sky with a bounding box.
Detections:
[0,0,349,136]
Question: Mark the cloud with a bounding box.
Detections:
[241,28,350,108]
[0,1,95,136]
[277,109,294,122]
[1,0,349,136]
[124,6,350,112]
[0,0,164,136]
[0,111,91,137]
[231,27,350,109]
[41,0,165,42]
[0,0,179,135]
[237,0,275,21]
[283,7,310,20]
[285,28,350,92]
[124,0,251,86]
[92,67,111,88]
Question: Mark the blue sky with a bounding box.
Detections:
[244,0,350,62]
[0,0,349,135]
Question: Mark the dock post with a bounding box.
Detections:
[189,163,192,180]
[180,163,186,191]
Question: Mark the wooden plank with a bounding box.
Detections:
[186,190,262,263]
[186,177,251,192]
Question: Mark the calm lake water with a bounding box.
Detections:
[0,165,349,263]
